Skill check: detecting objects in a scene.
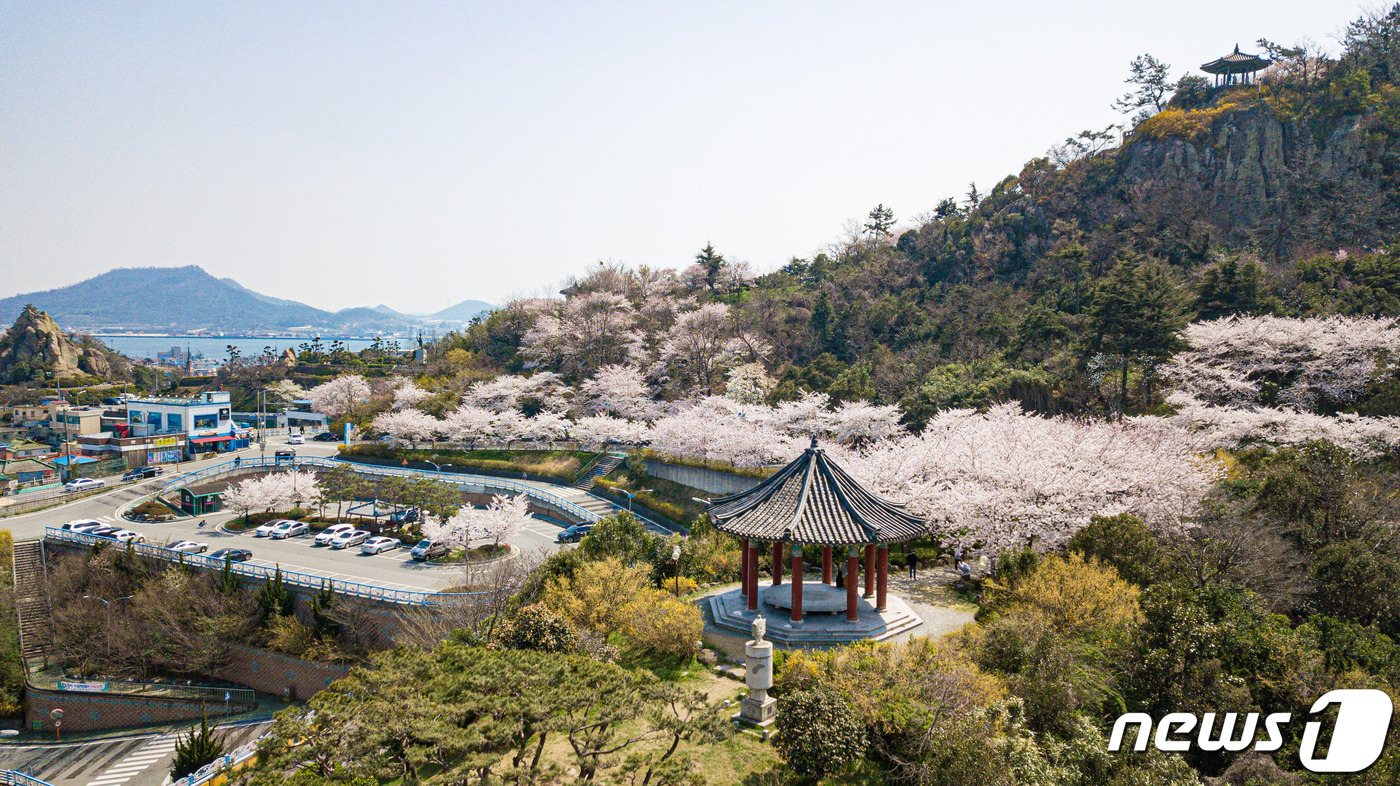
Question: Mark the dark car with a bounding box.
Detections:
[311,431,339,442]
[556,524,592,543]
[388,508,419,525]
[410,539,449,562]
[88,526,120,538]
[101,397,122,406]
[122,466,164,482]
[209,548,253,562]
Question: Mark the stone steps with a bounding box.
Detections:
[570,453,625,490]
[13,540,54,661]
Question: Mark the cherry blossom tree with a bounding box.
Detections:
[422,493,530,551]
[645,396,797,467]
[517,411,571,442]
[442,404,499,443]
[834,404,1220,553]
[1165,315,1400,410]
[576,364,653,419]
[371,409,441,448]
[462,373,566,413]
[830,400,907,447]
[1164,392,1400,460]
[305,375,372,419]
[772,392,835,437]
[659,303,736,394]
[522,292,641,379]
[570,415,651,445]
[222,470,323,518]
[724,363,775,406]
[391,378,430,411]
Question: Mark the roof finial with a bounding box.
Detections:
[1234,43,1240,53]
[809,434,819,450]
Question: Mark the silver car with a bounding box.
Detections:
[330,529,370,550]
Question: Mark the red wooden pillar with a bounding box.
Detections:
[821,546,832,584]
[791,544,803,623]
[772,541,783,586]
[863,544,876,598]
[746,542,759,611]
[846,546,860,622]
[876,545,889,612]
[740,538,749,597]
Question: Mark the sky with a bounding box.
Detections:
[0,1,1363,313]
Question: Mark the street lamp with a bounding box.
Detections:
[620,488,652,512]
[82,595,134,652]
[424,461,453,475]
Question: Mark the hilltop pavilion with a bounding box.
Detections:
[704,437,928,645]
[1201,45,1272,87]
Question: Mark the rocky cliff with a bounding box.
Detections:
[0,305,125,382]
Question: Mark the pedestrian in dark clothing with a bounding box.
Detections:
[907,551,918,579]
[835,563,846,589]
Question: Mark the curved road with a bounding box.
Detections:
[1,437,573,594]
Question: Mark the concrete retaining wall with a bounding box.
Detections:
[643,460,762,496]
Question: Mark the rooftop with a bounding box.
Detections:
[706,437,928,546]
[1201,44,1271,75]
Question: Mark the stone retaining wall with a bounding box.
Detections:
[211,643,351,701]
[643,460,762,496]
[26,687,247,734]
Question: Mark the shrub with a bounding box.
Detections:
[542,557,649,636]
[620,590,702,658]
[984,553,1140,639]
[773,686,868,779]
[500,603,579,653]
[657,575,699,596]
[1065,514,1163,587]
[285,507,309,520]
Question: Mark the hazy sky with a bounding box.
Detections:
[1,1,1360,313]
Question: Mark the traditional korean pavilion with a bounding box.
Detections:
[707,436,927,625]
[1201,45,1271,87]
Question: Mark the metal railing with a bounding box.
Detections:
[160,456,600,523]
[175,730,264,786]
[0,771,56,786]
[45,528,510,607]
[27,671,257,707]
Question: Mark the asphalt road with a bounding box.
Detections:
[0,719,271,786]
[0,436,567,592]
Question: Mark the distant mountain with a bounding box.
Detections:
[430,299,495,322]
[372,304,422,319]
[0,266,412,335]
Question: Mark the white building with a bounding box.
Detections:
[125,391,249,458]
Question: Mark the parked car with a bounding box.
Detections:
[274,448,296,462]
[361,536,400,555]
[253,520,287,537]
[61,520,104,533]
[311,431,339,442]
[287,434,305,445]
[330,529,371,549]
[269,521,310,540]
[168,540,209,553]
[388,508,419,525]
[121,466,164,482]
[64,477,105,492]
[556,524,592,543]
[209,548,253,562]
[111,530,145,543]
[314,523,357,545]
[88,526,120,538]
[410,539,449,562]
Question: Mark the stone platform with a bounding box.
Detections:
[762,582,850,612]
[706,586,923,646]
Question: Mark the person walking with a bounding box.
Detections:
[906,550,918,579]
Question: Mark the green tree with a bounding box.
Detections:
[773,687,868,779]
[1086,257,1188,416]
[1195,257,1272,320]
[864,203,895,237]
[694,243,726,292]
[217,555,242,596]
[171,709,224,780]
[1114,53,1175,115]
[255,567,297,623]
[309,580,339,639]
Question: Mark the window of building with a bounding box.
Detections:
[167,413,182,431]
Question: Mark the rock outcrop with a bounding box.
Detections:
[0,305,123,382]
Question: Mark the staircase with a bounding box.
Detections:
[571,453,626,491]
[554,487,620,520]
[13,540,54,662]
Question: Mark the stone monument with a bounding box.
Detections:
[736,617,777,727]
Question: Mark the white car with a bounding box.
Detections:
[111,530,145,543]
[330,529,371,549]
[269,521,309,540]
[168,540,208,554]
[287,434,305,445]
[253,520,288,537]
[314,523,356,545]
[61,520,104,533]
[64,478,105,492]
[361,536,400,555]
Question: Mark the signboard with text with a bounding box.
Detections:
[58,680,109,693]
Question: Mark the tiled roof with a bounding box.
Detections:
[1202,45,1270,74]
[707,438,927,546]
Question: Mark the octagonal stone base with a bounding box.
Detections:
[706,586,922,646]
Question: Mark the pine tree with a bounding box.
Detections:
[1196,257,1271,320]
[695,243,726,291]
[863,204,895,237]
[217,555,241,596]
[310,579,339,639]
[170,708,224,780]
[255,566,296,622]
[1087,257,1188,416]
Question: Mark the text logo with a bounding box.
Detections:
[1109,689,1393,773]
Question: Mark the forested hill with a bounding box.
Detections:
[451,9,1400,425]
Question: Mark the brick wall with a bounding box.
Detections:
[26,687,246,734]
[210,643,350,701]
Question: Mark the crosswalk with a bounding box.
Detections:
[0,722,269,786]
[86,735,178,786]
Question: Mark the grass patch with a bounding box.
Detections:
[596,468,710,525]
[341,445,602,481]
[432,544,510,564]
